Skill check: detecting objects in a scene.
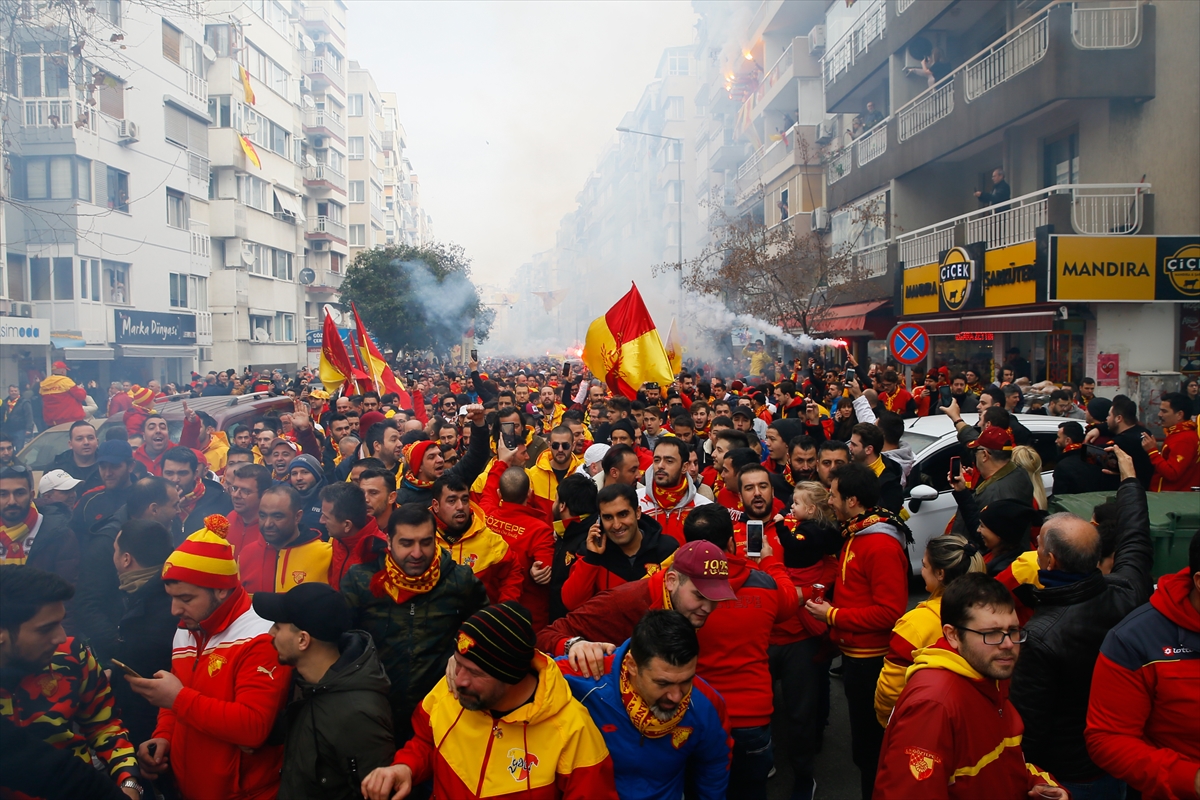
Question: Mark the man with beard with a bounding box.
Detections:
[763,419,805,495]
[362,602,617,800]
[875,574,1067,798]
[132,416,183,477]
[848,423,904,514]
[161,446,232,546]
[394,405,490,507]
[320,482,388,591]
[1051,421,1101,498]
[73,440,136,540]
[637,439,712,546]
[560,483,678,612]
[358,467,398,531]
[238,485,331,593]
[53,420,103,495]
[342,504,488,742]
[790,435,819,484]
[700,429,750,504]
[557,610,731,800]
[537,384,566,434]
[429,475,522,604]
[948,373,979,413]
[131,515,292,800]
[286,454,327,539]
[226,462,270,553]
[526,425,584,523]
[0,566,143,799]
[0,465,78,582]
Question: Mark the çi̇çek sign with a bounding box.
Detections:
[1051,235,1200,301]
[899,243,986,315]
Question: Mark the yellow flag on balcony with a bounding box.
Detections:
[239,134,262,169]
[239,65,256,105]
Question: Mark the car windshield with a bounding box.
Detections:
[900,431,940,456]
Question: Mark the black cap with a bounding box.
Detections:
[252,582,352,643]
[730,406,755,420]
[96,439,134,465]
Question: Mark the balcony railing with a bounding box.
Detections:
[896,0,915,14]
[190,224,210,258]
[1070,184,1146,234]
[857,242,889,279]
[963,15,1049,103]
[195,311,213,346]
[22,99,96,132]
[306,163,344,183]
[1072,1,1141,49]
[304,108,343,129]
[897,78,954,142]
[762,42,795,96]
[854,122,888,165]
[823,0,886,86]
[898,225,955,269]
[307,215,346,239]
[305,57,343,86]
[188,152,209,181]
[185,71,207,103]
[966,195,1049,250]
[827,148,853,185]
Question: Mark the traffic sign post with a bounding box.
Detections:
[888,323,929,392]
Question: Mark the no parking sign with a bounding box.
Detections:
[888,323,929,366]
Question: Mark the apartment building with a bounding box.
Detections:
[1,0,215,389]
[346,61,385,259]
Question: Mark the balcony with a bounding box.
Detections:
[303,4,346,46]
[304,163,346,193]
[195,310,213,346]
[185,71,207,104]
[21,99,97,134]
[896,184,1148,268]
[189,222,210,263]
[303,108,345,141]
[306,215,347,242]
[823,0,886,88]
[827,147,853,186]
[828,2,1155,207]
[304,57,345,92]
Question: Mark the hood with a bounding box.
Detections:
[300,629,391,696]
[533,448,583,474]
[885,442,915,469]
[907,639,1007,706]
[857,519,909,550]
[1150,568,1200,632]
[724,551,755,591]
[642,465,700,510]
[494,651,575,725]
[440,502,490,546]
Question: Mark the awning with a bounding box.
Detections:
[813,300,889,334]
[906,311,1059,335]
[119,345,197,359]
[62,346,114,361]
[274,188,305,221]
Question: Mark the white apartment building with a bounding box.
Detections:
[346,62,386,259]
[2,0,215,389]
[380,92,434,249]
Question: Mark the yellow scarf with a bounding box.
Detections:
[39,375,76,395]
[0,504,38,564]
[619,652,691,739]
[369,552,441,604]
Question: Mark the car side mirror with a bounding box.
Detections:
[909,484,938,501]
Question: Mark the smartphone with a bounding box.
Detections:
[939,386,952,404]
[746,520,764,558]
[470,349,478,362]
[844,368,856,384]
[500,421,520,450]
[562,362,571,377]
[109,658,143,679]
[1086,444,1119,471]
[949,456,962,481]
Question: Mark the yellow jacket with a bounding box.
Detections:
[526,449,583,521]
[875,595,943,727]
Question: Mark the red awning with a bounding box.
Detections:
[812,300,889,334]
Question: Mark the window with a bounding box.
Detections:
[31,258,50,301]
[250,314,272,341]
[670,141,683,162]
[239,43,287,99]
[204,24,231,58]
[170,274,207,309]
[237,174,271,212]
[102,261,130,303]
[53,257,73,300]
[19,41,71,98]
[667,180,682,203]
[668,53,689,76]
[8,255,27,301]
[97,72,123,118]
[80,259,100,301]
[349,137,364,160]
[167,189,187,229]
[327,149,345,175]
[245,243,293,280]
[23,156,85,200]
[349,181,365,203]
[348,94,363,116]
[1044,131,1079,188]
[77,157,91,203]
[349,224,366,246]
[329,253,342,274]
[271,249,292,281]
[96,0,122,27]
[162,21,181,64]
[665,96,684,120]
[242,106,289,158]
[275,312,295,342]
[107,167,129,212]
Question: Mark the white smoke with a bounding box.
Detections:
[396,258,480,338]
[687,295,846,350]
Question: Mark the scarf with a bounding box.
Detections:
[402,471,435,491]
[4,398,17,412]
[369,552,441,604]
[39,375,75,395]
[0,504,38,564]
[177,475,207,524]
[119,565,160,594]
[650,475,690,511]
[1164,420,1198,439]
[767,458,794,486]
[619,652,691,739]
[842,507,912,543]
[1061,442,1083,455]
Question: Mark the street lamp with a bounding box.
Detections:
[616,126,684,317]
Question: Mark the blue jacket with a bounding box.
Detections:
[557,641,730,800]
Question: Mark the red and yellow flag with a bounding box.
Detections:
[582,283,674,400]
[239,64,256,105]
[351,303,412,408]
[318,309,354,395]
[664,317,683,375]
[239,134,261,169]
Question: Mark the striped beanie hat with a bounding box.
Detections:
[128,385,156,408]
[403,440,437,471]
[455,602,535,684]
[161,514,239,589]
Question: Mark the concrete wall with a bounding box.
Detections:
[1093,302,1180,396]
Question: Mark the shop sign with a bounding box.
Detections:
[305,327,355,352]
[900,263,939,316]
[0,317,50,346]
[113,310,197,346]
[898,243,985,315]
[984,242,1039,308]
[1051,235,1200,301]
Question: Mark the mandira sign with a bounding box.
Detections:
[114,310,197,345]
[1050,235,1200,301]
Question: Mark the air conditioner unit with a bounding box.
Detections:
[300,75,312,93]
[9,302,34,318]
[118,120,139,143]
[808,26,827,54]
[312,240,329,251]
[810,207,831,233]
[816,119,836,144]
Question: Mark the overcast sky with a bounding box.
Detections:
[344,0,698,287]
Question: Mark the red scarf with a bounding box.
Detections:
[0,504,38,563]
[765,458,794,486]
[4,398,17,412]
[650,475,690,511]
[619,652,691,739]
[177,475,207,526]
[1164,420,1197,438]
[402,470,435,490]
[369,552,441,604]
[1061,442,1083,455]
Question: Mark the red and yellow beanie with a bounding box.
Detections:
[128,385,156,408]
[161,514,239,589]
[403,440,437,470]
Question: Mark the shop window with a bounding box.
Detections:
[102,260,130,304]
[52,257,73,299]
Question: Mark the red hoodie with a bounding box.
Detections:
[1086,567,1200,800]
[827,517,910,658]
[329,516,387,590]
[225,510,261,555]
[482,496,556,632]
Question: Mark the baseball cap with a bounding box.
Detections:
[966,426,1014,451]
[51,361,69,371]
[267,437,300,455]
[38,469,82,494]
[582,443,610,468]
[671,541,737,601]
[252,582,353,644]
[730,406,755,420]
[96,439,134,465]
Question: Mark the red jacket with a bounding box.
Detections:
[536,571,668,656]
[482,497,556,632]
[1086,568,1200,800]
[875,640,1062,799]
[1147,421,1200,492]
[132,444,208,477]
[225,510,261,555]
[827,516,910,658]
[696,553,797,729]
[152,587,292,800]
[731,518,831,645]
[39,379,87,426]
[329,516,387,590]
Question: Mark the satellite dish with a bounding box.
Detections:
[253,328,270,342]
[301,35,315,51]
[202,44,217,62]
[302,95,315,108]
[241,245,255,266]
[299,267,316,285]
[304,154,317,167]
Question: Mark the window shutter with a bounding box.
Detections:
[93,160,107,203]
[162,21,181,64]
[164,105,188,146]
[49,157,72,198]
[188,115,208,157]
[98,75,123,118]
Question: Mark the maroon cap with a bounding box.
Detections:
[358,410,386,439]
[672,541,737,601]
[967,426,1014,451]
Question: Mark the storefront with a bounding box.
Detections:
[0,316,51,392]
[113,309,199,385]
[812,300,895,366]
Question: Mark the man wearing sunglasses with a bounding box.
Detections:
[875,573,1067,798]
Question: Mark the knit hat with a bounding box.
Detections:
[455,601,535,684]
[403,440,437,472]
[287,454,323,482]
[609,418,637,441]
[161,514,239,589]
[1087,397,1112,422]
[359,410,387,439]
[128,385,156,407]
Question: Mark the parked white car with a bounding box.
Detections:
[899,414,1065,575]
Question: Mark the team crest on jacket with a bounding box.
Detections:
[463,553,478,568]
[457,632,475,654]
[670,726,692,749]
[564,551,576,567]
[506,749,539,781]
[292,570,307,584]
[905,747,941,780]
[207,654,227,676]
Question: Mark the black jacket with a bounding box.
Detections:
[71,506,128,662]
[0,396,34,432]
[1009,478,1153,781]
[71,483,133,542]
[52,450,103,496]
[777,518,842,569]
[393,420,491,506]
[110,573,177,744]
[550,514,596,622]
[1110,424,1155,490]
[25,503,79,588]
[172,478,233,546]
[1050,449,1104,498]
[278,631,395,800]
[876,456,904,514]
[575,514,678,585]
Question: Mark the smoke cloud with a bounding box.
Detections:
[396,258,481,343]
[687,295,846,350]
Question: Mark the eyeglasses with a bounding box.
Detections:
[549,442,573,451]
[957,626,1028,646]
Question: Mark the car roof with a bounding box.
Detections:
[899,413,1067,456]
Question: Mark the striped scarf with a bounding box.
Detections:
[0,505,39,564]
[370,552,441,604]
[619,652,691,739]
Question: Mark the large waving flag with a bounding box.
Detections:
[239,134,261,169]
[583,283,674,399]
[351,303,412,408]
[664,317,683,375]
[318,309,354,395]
